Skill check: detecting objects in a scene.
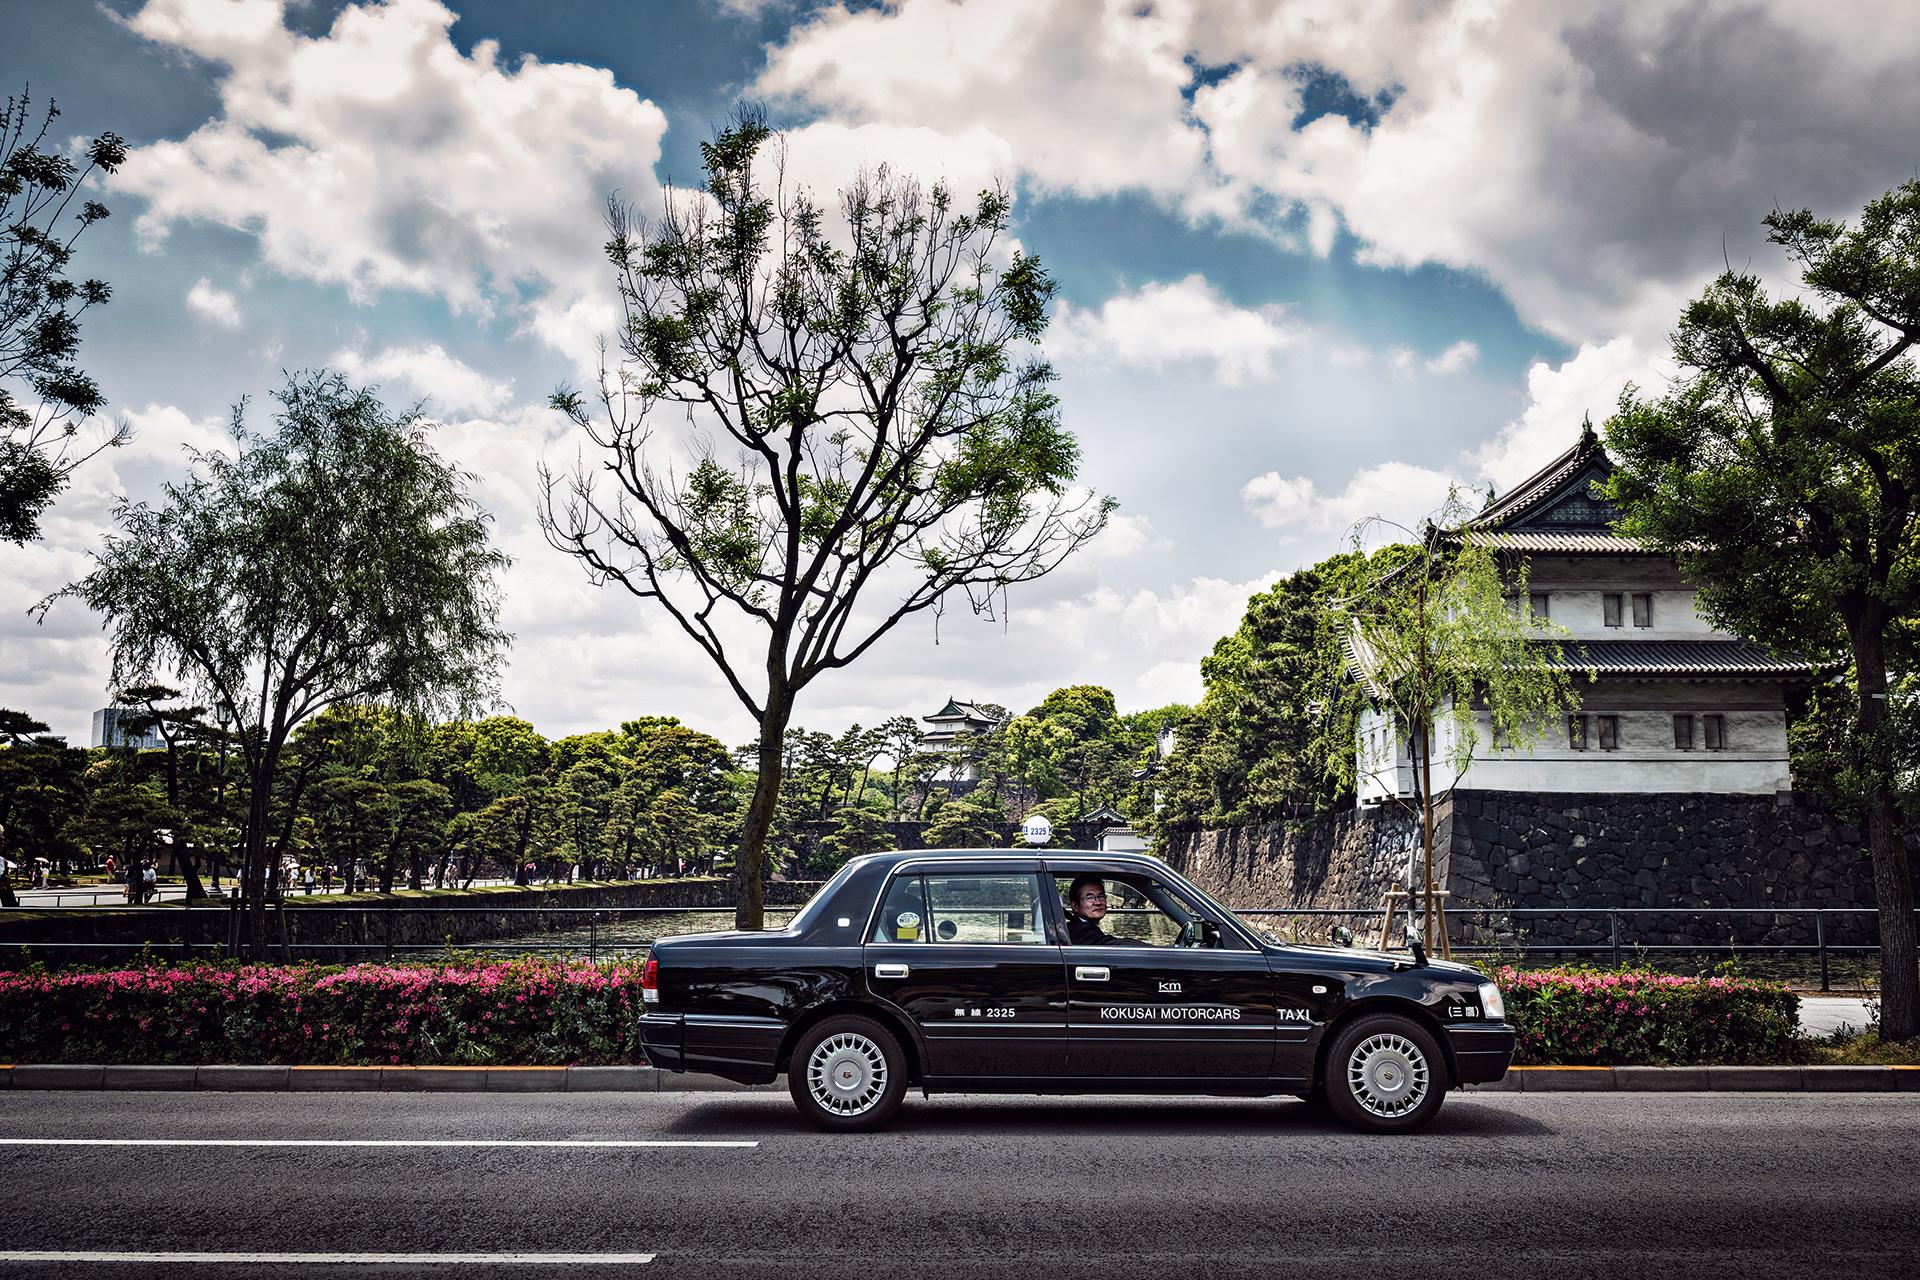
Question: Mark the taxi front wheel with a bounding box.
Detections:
[1321,1013,1448,1134]
[788,1015,908,1132]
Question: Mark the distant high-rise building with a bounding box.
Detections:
[91,706,164,750]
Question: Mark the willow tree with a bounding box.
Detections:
[542,117,1110,929]
[47,373,510,956]
[1605,181,1920,1039]
[1330,501,1582,953]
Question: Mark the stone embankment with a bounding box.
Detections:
[1165,789,1918,951]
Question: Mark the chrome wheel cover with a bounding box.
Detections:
[1346,1032,1430,1118]
[807,1032,888,1116]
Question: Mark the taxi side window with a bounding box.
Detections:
[924,874,1048,945]
[869,874,928,943]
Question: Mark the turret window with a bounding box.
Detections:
[1702,714,1726,750]
[1673,714,1694,750]
[1603,593,1623,627]
[1632,593,1653,627]
[1596,715,1620,751]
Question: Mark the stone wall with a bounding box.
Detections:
[1167,790,1916,954]
[1161,804,1427,919]
[0,878,823,967]
[1445,790,1914,950]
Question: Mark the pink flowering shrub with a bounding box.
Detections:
[0,957,649,1066]
[1495,965,1804,1065]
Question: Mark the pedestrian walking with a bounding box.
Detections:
[301,866,315,895]
[321,864,333,894]
[126,860,142,903]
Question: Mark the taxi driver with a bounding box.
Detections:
[1066,875,1145,946]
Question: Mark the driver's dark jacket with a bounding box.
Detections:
[1066,914,1127,946]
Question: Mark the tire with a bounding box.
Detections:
[1321,1012,1448,1134]
[787,1015,908,1133]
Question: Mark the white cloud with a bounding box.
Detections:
[1474,337,1665,487]
[1425,340,1480,376]
[762,0,1920,344]
[184,277,241,328]
[115,0,667,363]
[1242,461,1457,542]
[333,343,514,418]
[1049,275,1305,386]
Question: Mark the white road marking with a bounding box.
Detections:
[0,1252,655,1265]
[0,1138,753,1149]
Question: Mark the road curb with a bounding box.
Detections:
[1,1063,1915,1093]
[0,1063,780,1093]
[1465,1065,1920,1092]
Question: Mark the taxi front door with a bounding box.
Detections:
[1061,944,1278,1079]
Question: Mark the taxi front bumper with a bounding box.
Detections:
[1447,1023,1517,1084]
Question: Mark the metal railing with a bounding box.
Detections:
[1,901,1907,990]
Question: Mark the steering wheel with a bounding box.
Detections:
[1175,919,1201,948]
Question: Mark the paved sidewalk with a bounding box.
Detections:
[1800,996,1876,1037]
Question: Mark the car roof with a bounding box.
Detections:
[847,849,1162,871]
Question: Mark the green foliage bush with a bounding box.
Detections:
[0,957,647,1066]
[1497,965,1805,1065]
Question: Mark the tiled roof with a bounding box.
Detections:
[1543,640,1818,676]
[1468,434,1600,528]
[1447,530,1650,553]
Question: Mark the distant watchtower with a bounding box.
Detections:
[921,697,999,783]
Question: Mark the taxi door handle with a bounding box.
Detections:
[1074,966,1110,982]
[873,963,910,979]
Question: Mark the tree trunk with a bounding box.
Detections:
[241,774,273,958]
[1850,616,1918,1040]
[736,700,792,931]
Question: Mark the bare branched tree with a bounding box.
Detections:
[541,115,1111,927]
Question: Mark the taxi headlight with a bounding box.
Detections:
[1477,981,1506,1022]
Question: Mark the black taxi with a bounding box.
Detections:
[637,851,1514,1133]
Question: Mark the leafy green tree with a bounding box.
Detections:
[47,372,511,954]
[877,715,922,817]
[426,715,550,812]
[541,115,1111,929]
[0,712,87,904]
[922,798,1001,850]
[67,772,182,881]
[311,776,392,893]
[115,683,216,897]
[387,778,452,891]
[1329,504,1580,954]
[1152,557,1363,834]
[1004,686,1127,818]
[541,759,618,878]
[0,88,129,543]
[1605,181,1920,1037]
[819,805,896,869]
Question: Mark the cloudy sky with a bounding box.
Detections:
[4,0,1916,748]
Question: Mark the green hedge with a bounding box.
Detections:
[0,958,647,1066]
[1496,965,1804,1065]
[0,958,1808,1068]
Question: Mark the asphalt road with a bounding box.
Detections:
[0,1090,1913,1278]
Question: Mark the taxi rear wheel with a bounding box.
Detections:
[788,1015,908,1132]
[1321,1013,1447,1134]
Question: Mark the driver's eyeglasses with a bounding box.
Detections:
[1077,892,1106,903]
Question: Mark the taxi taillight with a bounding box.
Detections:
[641,954,659,990]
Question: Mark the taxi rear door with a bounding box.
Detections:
[862,862,1067,1081]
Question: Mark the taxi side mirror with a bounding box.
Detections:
[1329,924,1354,947]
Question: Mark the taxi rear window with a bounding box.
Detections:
[869,872,1049,945]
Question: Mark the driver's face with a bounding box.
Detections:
[1074,885,1107,919]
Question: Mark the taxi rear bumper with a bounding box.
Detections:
[1447,1023,1517,1084]
[640,1011,783,1084]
